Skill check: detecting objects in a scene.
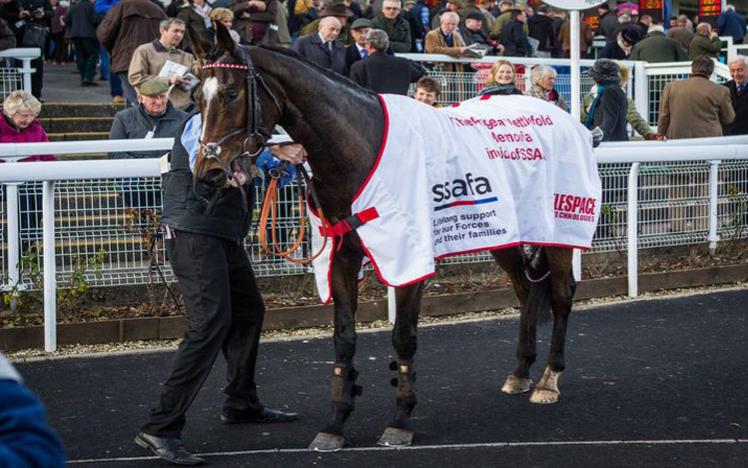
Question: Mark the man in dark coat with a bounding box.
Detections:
[97,0,166,108]
[345,17,371,75]
[527,4,558,58]
[370,0,411,52]
[230,0,279,45]
[292,15,347,75]
[17,0,52,98]
[64,0,100,86]
[348,28,424,94]
[0,17,16,51]
[136,110,301,467]
[596,3,619,42]
[724,56,748,135]
[501,8,530,57]
[717,5,746,45]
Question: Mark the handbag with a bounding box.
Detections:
[22,22,47,48]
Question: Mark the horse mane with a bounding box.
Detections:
[256,44,377,97]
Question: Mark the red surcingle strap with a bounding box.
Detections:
[320,207,379,238]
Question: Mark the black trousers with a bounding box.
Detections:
[72,38,98,83]
[141,231,265,438]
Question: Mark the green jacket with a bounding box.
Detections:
[688,34,722,60]
[490,10,528,40]
[581,91,653,138]
[371,13,412,53]
[630,31,688,63]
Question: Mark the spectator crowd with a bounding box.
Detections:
[0,0,746,148]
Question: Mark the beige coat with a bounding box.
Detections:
[424,28,466,72]
[128,40,196,111]
[657,75,735,139]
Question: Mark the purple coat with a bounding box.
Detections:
[0,114,54,162]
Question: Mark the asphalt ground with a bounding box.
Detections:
[43,62,113,103]
[14,288,748,467]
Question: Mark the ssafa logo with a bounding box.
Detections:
[553,193,597,222]
[432,172,497,211]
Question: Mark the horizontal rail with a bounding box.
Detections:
[0,47,41,59]
[2,141,748,183]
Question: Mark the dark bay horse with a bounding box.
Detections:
[189,25,577,451]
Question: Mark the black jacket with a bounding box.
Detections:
[109,102,187,159]
[344,43,365,75]
[348,51,424,95]
[527,14,558,53]
[291,33,347,75]
[592,83,628,142]
[0,18,15,50]
[500,19,531,57]
[724,80,748,135]
[64,1,100,39]
[161,113,256,243]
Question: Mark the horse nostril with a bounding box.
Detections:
[203,169,227,188]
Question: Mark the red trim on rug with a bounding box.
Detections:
[352,95,390,203]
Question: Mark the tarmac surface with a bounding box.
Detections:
[43,62,113,103]
[14,288,748,467]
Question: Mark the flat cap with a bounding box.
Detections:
[350,18,373,29]
[137,77,170,96]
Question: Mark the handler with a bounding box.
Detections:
[135,113,307,466]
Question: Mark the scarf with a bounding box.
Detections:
[193,3,212,30]
[584,83,610,129]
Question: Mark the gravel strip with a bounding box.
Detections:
[7,281,746,362]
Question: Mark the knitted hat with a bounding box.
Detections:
[137,78,170,96]
[586,59,620,83]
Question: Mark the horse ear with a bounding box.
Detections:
[214,21,236,56]
[187,23,210,60]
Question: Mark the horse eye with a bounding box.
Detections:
[226,89,239,100]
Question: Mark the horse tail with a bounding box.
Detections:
[524,247,553,327]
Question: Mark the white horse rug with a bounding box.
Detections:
[309,93,601,303]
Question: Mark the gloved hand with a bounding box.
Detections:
[591,126,604,148]
[255,149,297,187]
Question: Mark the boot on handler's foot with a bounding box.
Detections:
[135,432,204,466]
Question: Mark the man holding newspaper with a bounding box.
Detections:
[128,17,197,111]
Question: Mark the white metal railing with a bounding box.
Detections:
[2,137,748,351]
[0,48,41,97]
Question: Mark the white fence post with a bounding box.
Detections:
[627,163,640,298]
[708,160,721,254]
[42,180,56,352]
[4,183,21,311]
[387,286,396,324]
[633,62,648,126]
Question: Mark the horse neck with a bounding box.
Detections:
[254,48,385,208]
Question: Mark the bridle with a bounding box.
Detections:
[196,46,282,200]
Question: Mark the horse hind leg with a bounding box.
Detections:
[492,248,537,395]
[377,282,424,448]
[309,242,364,452]
[529,247,576,405]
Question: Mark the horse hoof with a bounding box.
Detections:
[309,432,347,452]
[501,374,533,395]
[376,427,414,447]
[529,387,560,404]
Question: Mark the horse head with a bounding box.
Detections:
[189,22,283,189]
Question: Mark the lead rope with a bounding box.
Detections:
[258,166,330,264]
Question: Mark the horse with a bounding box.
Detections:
[188,24,579,451]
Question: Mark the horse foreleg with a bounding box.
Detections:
[492,248,536,395]
[377,282,424,448]
[309,241,364,452]
[529,247,575,405]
